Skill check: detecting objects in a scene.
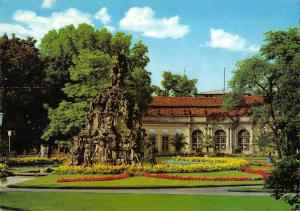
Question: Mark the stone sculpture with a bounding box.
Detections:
[72,57,156,166]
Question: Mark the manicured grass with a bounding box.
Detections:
[9,171,263,189]
[241,156,279,164]
[250,166,275,171]
[171,171,261,178]
[0,192,290,211]
[9,164,58,173]
[156,156,172,163]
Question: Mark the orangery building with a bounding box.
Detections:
[141,91,264,155]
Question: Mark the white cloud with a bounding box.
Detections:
[119,6,189,39]
[94,7,111,24]
[41,0,56,9]
[206,28,259,52]
[10,8,91,40]
[94,7,115,32]
[0,23,31,37]
[104,25,115,32]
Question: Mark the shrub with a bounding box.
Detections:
[7,156,64,166]
[0,163,9,183]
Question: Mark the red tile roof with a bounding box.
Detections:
[146,95,264,118]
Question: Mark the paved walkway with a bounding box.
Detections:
[0,177,270,196]
[0,177,34,187]
[1,186,269,196]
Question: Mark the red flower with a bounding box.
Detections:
[258,163,273,168]
[243,169,270,180]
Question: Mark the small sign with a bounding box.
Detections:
[8,130,12,136]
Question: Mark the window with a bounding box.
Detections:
[214,130,226,151]
[162,136,169,152]
[192,130,204,150]
[175,128,182,134]
[162,128,169,134]
[238,130,250,151]
[149,128,156,134]
[149,135,157,147]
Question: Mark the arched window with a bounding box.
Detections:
[192,130,204,150]
[238,130,250,150]
[214,130,226,151]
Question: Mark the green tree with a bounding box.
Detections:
[42,26,153,148]
[224,28,300,158]
[153,71,198,96]
[0,34,47,153]
[256,131,276,156]
[202,135,214,155]
[169,133,188,154]
[0,163,9,184]
[40,24,113,107]
[260,28,300,155]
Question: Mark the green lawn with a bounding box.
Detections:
[9,171,263,189]
[250,166,274,171]
[0,192,290,211]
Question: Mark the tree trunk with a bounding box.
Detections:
[275,142,282,158]
[274,129,282,159]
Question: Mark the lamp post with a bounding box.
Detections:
[7,130,12,155]
[0,112,4,147]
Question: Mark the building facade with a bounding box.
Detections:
[142,93,263,155]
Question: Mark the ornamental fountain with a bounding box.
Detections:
[72,56,156,166]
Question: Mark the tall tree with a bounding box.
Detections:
[40,24,113,107]
[153,71,198,96]
[42,27,153,149]
[223,28,300,158]
[0,34,47,153]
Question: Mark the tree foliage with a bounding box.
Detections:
[153,71,198,96]
[0,34,47,153]
[223,28,300,158]
[42,25,153,144]
[169,133,188,154]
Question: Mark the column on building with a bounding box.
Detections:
[250,127,254,154]
[187,123,192,153]
[226,127,233,154]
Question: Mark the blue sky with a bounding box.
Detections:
[0,0,298,91]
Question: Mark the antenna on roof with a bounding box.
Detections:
[299,0,300,24]
[223,67,226,92]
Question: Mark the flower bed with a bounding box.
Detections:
[54,164,126,175]
[54,162,247,175]
[54,157,249,175]
[257,163,273,168]
[143,173,257,181]
[173,156,248,166]
[57,173,129,183]
[243,169,270,180]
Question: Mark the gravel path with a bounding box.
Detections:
[0,177,269,196]
[0,177,35,187]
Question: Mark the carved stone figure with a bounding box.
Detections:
[71,61,156,166]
